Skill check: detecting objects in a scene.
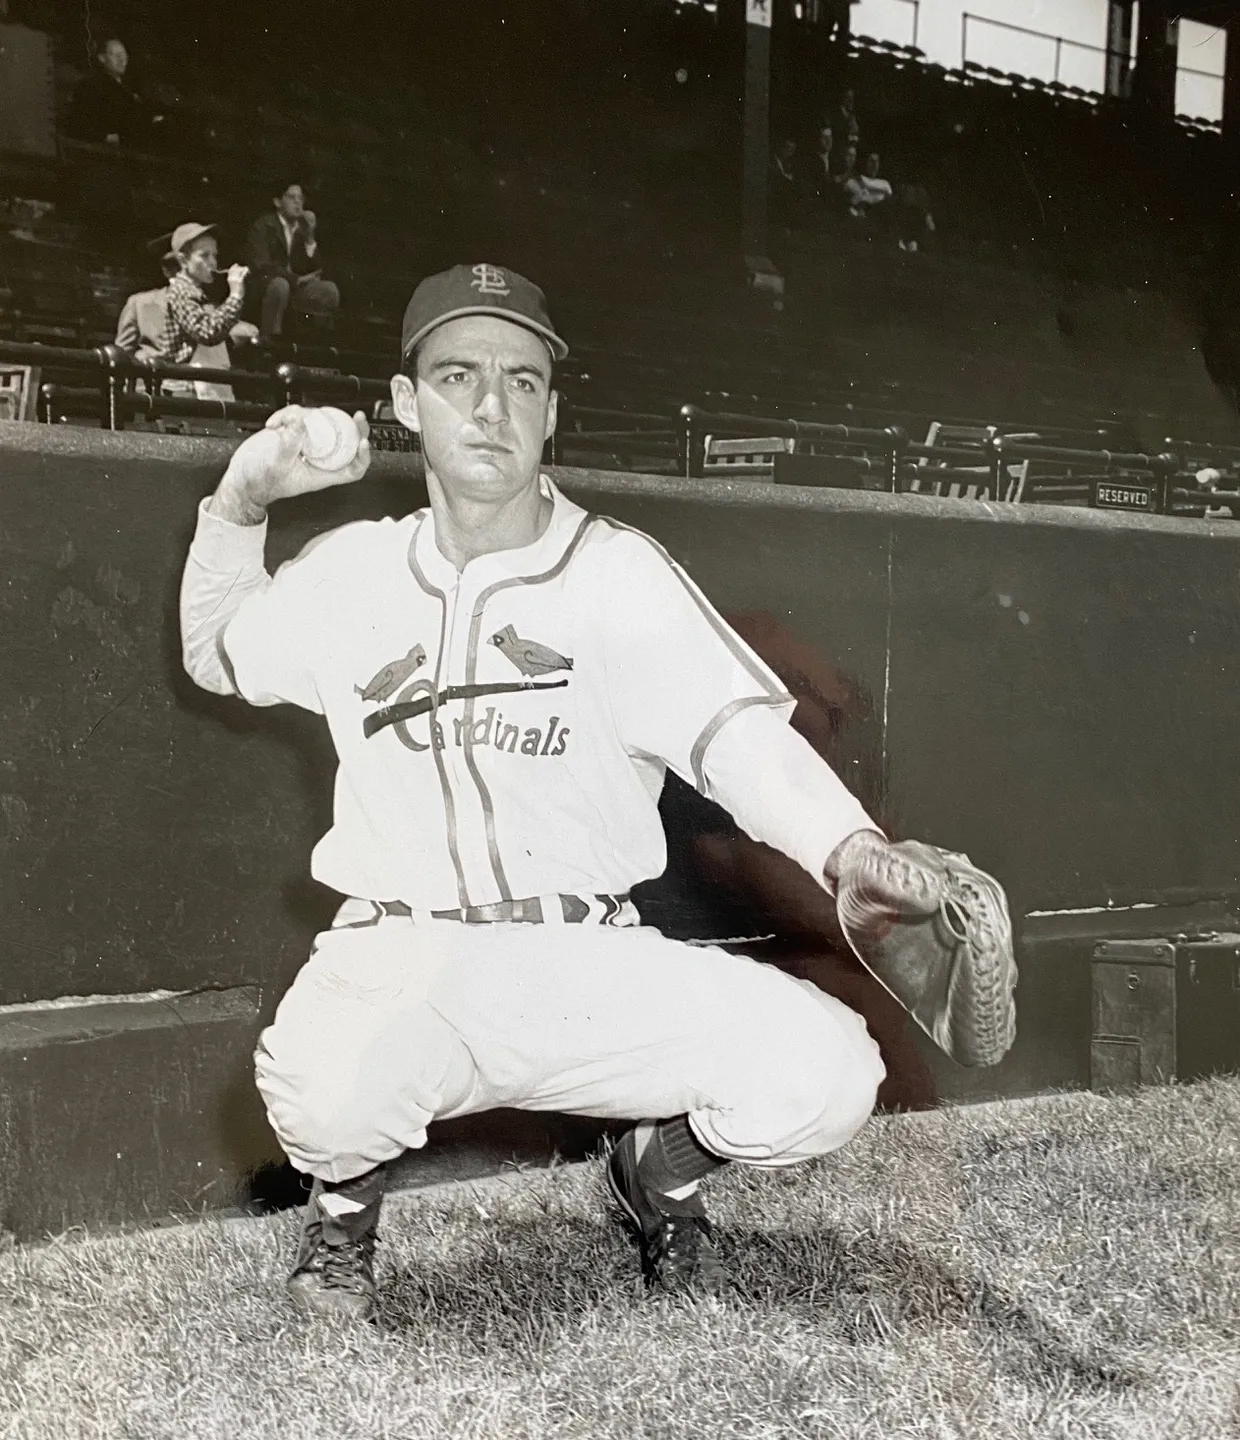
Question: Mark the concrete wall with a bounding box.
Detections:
[3,421,1239,1238]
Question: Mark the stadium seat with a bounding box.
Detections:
[907,422,1021,502]
[702,434,796,479]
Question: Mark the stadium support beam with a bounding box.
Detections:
[740,0,783,301]
[1224,18,1240,150]
[1104,1,1134,98]
[1130,0,1179,121]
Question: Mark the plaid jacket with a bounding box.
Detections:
[160,274,244,365]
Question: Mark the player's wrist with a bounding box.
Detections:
[210,469,271,526]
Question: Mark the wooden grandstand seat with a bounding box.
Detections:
[0,364,40,421]
[702,434,796,478]
[907,421,1030,502]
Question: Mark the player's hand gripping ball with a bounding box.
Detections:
[224,405,371,508]
[833,833,1017,1068]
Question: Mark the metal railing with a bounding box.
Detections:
[854,0,920,52]
[960,11,1113,88]
[4,343,1236,518]
[675,406,1238,517]
[677,405,910,487]
[0,341,391,431]
[1175,64,1225,127]
[0,341,689,463]
[959,10,1225,120]
[678,407,1074,490]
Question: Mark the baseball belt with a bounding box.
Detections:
[379,894,632,925]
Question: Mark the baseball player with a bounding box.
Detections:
[180,262,1016,1320]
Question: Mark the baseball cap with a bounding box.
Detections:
[400,263,568,364]
[160,221,217,261]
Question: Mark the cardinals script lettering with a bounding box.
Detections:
[450,707,570,757]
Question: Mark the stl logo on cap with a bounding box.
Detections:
[471,264,511,297]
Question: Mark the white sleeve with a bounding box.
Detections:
[179,498,323,712]
[701,703,883,890]
[600,532,794,789]
[180,498,271,698]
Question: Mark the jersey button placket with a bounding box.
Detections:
[442,574,464,780]
[442,573,477,896]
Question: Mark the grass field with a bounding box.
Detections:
[1,1078,1237,1440]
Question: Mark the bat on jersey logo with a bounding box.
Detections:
[357,628,573,739]
[362,679,568,740]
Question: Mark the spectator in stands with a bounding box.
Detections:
[838,152,935,250]
[809,125,835,199]
[770,139,801,229]
[830,88,861,146]
[244,183,340,344]
[65,38,164,148]
[891,181,936,253]
[827,142,859,215]
[117,237,257,397]
[159,222,250,372]
[845,151,892,220]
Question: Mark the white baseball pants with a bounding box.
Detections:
[254,900,886,1184]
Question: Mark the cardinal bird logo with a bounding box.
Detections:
[354,644,427,703]
[489,625,574,677]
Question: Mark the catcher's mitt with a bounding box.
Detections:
[835,838,1017,1068]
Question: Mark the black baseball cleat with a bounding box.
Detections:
[607,1128,727,1297]
[287,1165,386,1321]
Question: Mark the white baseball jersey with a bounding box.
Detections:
[181,475,878,911]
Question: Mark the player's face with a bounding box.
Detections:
[393,315,557,503]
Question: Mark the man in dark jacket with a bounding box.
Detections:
[66,38,164,148]
[244,183,341,343]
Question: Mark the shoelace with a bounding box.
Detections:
[654,1215,713,1277]
[319,1236,377,1294]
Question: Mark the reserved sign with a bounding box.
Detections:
[1091,480,1154,512]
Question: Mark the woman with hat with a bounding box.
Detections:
[159,222,250,368]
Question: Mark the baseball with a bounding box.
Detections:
[300,407,360,471]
